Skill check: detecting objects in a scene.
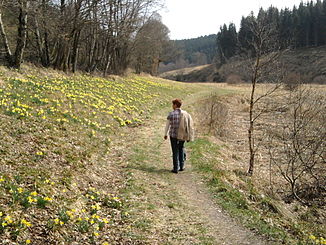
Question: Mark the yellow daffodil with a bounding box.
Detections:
[309,235,316,240]
[21,219,32,227]
[30,191,38,196]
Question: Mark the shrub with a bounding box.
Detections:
[226,74,244,84]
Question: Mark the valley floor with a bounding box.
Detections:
[121,88,270,244]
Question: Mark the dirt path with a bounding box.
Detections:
[125,93,270,244]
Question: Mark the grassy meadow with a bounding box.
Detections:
[0,65,191,244]
[0,65,325,245]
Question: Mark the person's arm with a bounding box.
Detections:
[164,120,170,140]
[188,114,195,142]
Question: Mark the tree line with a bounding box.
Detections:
[159,35,217,73]
[0,0,169,75]
[217,0,326,63]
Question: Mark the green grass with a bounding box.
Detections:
[0,66,187,244]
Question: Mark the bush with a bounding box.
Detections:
[283,72,302,90]
[226,74,244,84]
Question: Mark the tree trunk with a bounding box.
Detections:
[71,30,81,73]
[34,15,49,66]
[43,30,50,66]
[13,0,28,69]
[40,0,51,66]
[151,57,160,76]
[247,56,260,176]
[0,11,13,65]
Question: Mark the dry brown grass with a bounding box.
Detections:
[195,83,325,204]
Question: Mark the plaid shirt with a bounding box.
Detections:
[167,109,181,138]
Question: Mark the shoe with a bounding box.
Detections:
[171,170,178,173]
[179,168,185,171]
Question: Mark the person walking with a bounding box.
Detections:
[164,99,194,173]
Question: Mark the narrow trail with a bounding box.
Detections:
[126,92,270,244]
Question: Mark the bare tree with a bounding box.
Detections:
[267,87,326,204]
[132,14,170,75]
[242,13,284,175]
[0,0,29,68]
[1,0,164,74]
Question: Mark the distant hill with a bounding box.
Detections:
[159,35,217,73]
[160,45,326,84]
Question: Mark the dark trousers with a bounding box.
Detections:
[170,137,185,172]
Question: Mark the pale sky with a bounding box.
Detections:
[160,0,309,40]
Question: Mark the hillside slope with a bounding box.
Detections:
[160,45,326,84]
[0,65,189,244]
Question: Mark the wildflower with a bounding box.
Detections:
[54,218,60,225]
[66,211,74,218]
[92,214,100,219]
[309,235,316,240]
[93,232,99,237]
[21,219,32,227]
[91,203,101,211]
[2,222,7,227]
[4,216,13,223]
[26,239,31,244]
[102,242,110,245]
[36,151,43,156]
[18,187,24,193]
[28,196,36,203]
[0,177,5,182]
[102,218,109,224]
[44,197,52,201]
[0,212,3,217]
[30,191,37,196]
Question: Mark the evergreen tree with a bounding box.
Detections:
[217,0,326,61]
[216,23,238,63]
[238,13,256,56]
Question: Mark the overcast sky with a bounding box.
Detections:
[160,0,310,40]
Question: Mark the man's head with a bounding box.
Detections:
[172,99,182,110]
